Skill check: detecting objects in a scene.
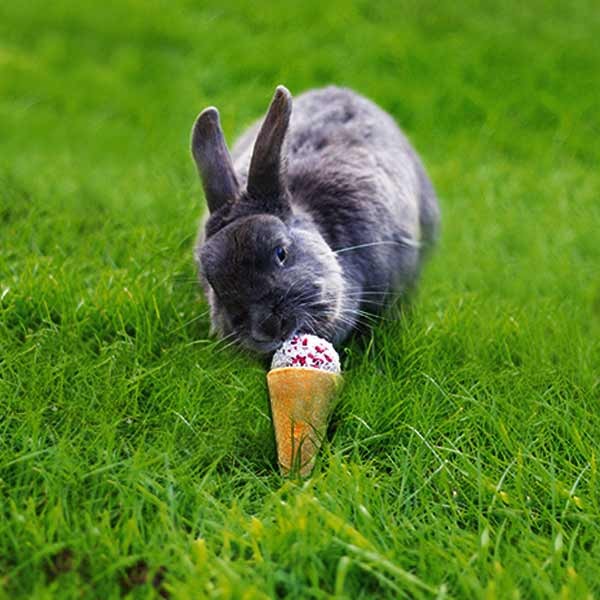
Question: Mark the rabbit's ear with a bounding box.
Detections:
[191,107,240,213]
[247,86,292,209]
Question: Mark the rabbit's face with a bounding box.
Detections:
[199,213,344,353]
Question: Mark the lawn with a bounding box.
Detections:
[1,0,599,597]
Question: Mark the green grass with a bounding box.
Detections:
[1,0,599,597]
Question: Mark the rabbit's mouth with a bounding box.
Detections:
[247,338,285,354]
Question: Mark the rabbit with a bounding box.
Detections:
[191,85,440,354]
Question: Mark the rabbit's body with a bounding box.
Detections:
[192,86,439,353]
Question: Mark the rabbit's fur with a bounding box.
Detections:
[191,85,439,353]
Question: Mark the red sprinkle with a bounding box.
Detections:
[302,338,308,346]
[291,355,307,366]
[324,354,332,362]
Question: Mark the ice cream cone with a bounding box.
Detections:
[267,366,343,477]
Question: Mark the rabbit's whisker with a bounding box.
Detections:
[212,334,242,355]
[169,309,211,334]
[333,238,420,255]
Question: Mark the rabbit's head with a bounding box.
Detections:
[191,86,344,353]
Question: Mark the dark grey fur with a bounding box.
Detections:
[191,85,440,353]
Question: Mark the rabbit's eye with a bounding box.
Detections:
[274,246,287,265]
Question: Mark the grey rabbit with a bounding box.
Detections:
[191,85,440,353]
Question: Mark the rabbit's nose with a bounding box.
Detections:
[251,313,283,343]
[251,313,296,343]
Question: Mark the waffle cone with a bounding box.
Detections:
[267,367,342,477]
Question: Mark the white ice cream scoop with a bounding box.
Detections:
[270,333,341,374]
